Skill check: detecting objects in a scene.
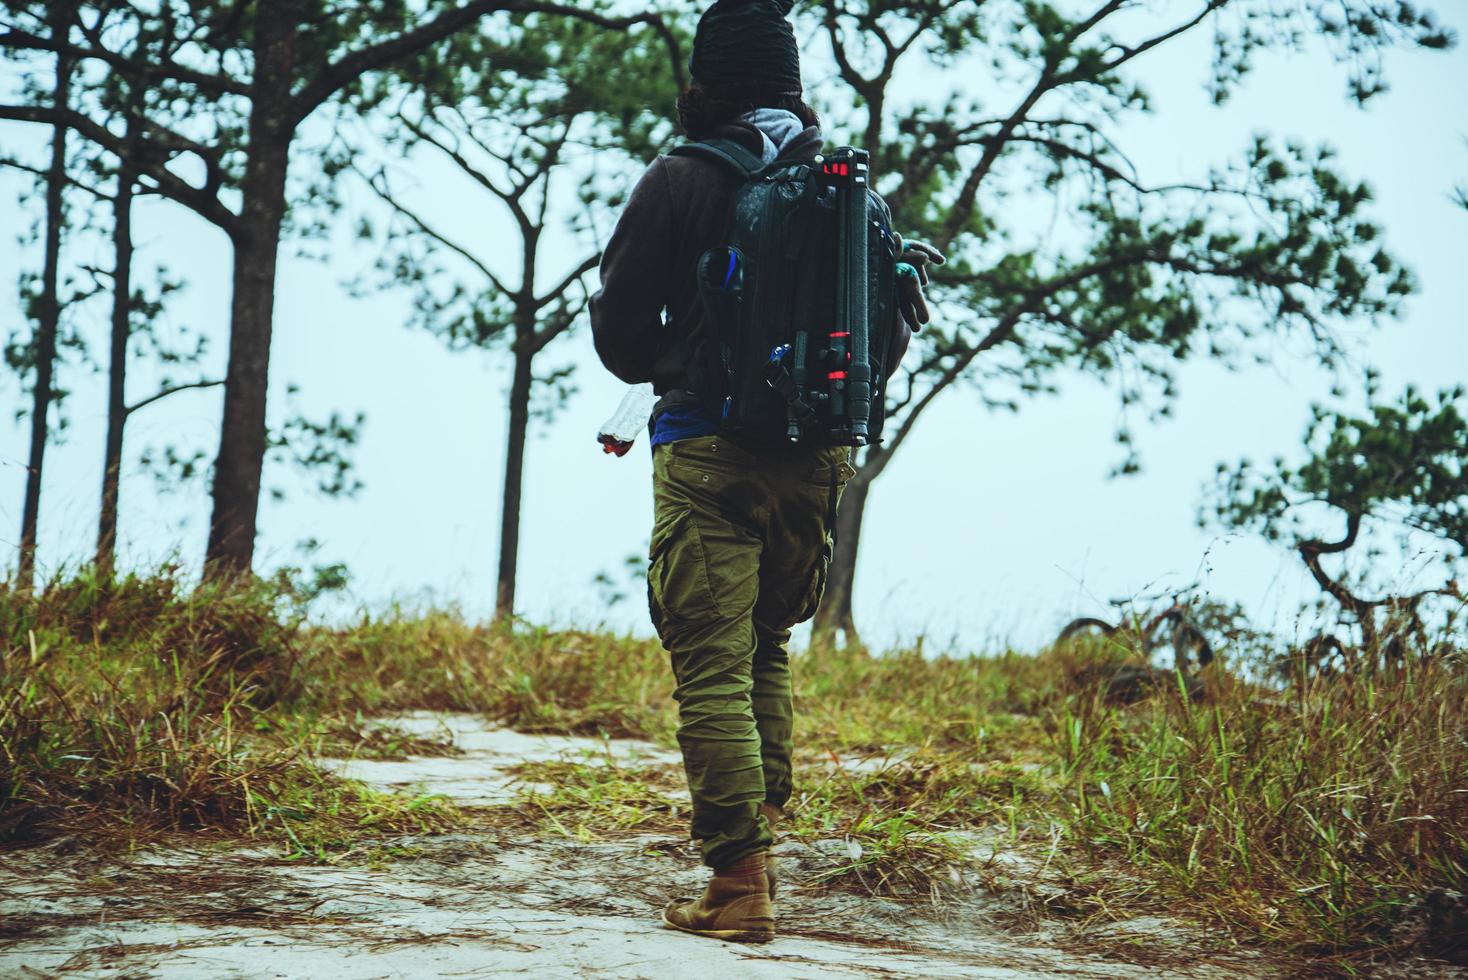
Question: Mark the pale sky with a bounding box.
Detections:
[1,8,1465,652]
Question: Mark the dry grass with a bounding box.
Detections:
[1051,653,1468,962]
[0,570,457,852]
[2,567,1464,968]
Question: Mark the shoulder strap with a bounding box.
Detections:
[770,140,825,171]
[668,137,767,179]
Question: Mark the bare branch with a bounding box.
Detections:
[444,102,535,187]
[396,111,532,234]
[0,104,238,233]
[1095,1,1228,75]
[0,155,116,201]
[534,251,599,310]
[529,115,574,230]
[356,163,515,297]
[874,238,1211,467]
[880,308,1022,463]
[125,378,224,416]
[530,291,587,354]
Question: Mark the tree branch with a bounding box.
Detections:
[0,104,239,234]
[292,2,684,124]
[1095,1,1228,76]
[1296,512,1378,638]
[530,290,587,354]
[397,111,532,234]
[878,307,1025,465]
[0,155,116,201]
[501,2,687,91]
[822,1,877,99]
[529,115,573,230]
[938,0,1229,248]
[534,252,599,310]
[442,101,534,187]
[357,163,515,297]
[938,64,1062,247]
[870,236,1211,472]
[0,27,250,96]
[291,0,513,122]
[125,378,224,416]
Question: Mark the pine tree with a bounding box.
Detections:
[1206,382,1466,653]
[348,10,682,618]
[0,1,681,579]
[799,0,1453,642]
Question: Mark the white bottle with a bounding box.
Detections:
[597,383,657,457]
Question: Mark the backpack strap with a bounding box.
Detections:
[668,137,768,179]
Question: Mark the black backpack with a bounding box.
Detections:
[670,138,901,447]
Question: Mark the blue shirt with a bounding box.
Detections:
[650,406,718,447]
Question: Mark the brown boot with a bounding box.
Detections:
[662,852,774,943]
[760,803,783,899]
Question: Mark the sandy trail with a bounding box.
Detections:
[2,713,1266,979]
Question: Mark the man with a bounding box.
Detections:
[590,0,940,943]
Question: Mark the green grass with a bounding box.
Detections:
[508,757,686,839]
[2,567,1463,966]
[1052,659,1467,958]
[0,570,461,856]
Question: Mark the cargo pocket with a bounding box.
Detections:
[780,539,832,630]
[647,507,720,644]
[805,448,856,487]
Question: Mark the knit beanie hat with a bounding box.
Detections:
[688,0,802,97]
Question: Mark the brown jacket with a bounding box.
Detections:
[590,121,909,396]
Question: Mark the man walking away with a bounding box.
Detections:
[590,0,941,943]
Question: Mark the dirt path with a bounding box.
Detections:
[2,713,1269,979]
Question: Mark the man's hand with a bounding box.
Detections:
[894,236,946,330]
[899,237,945,284]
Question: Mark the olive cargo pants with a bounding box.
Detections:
[649,434,853,869]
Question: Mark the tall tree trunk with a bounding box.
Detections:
[204,6,295,579]
[96,133,137,578]
[17,9,73,589]
[495,330,534,620]
[813,468,872,645]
